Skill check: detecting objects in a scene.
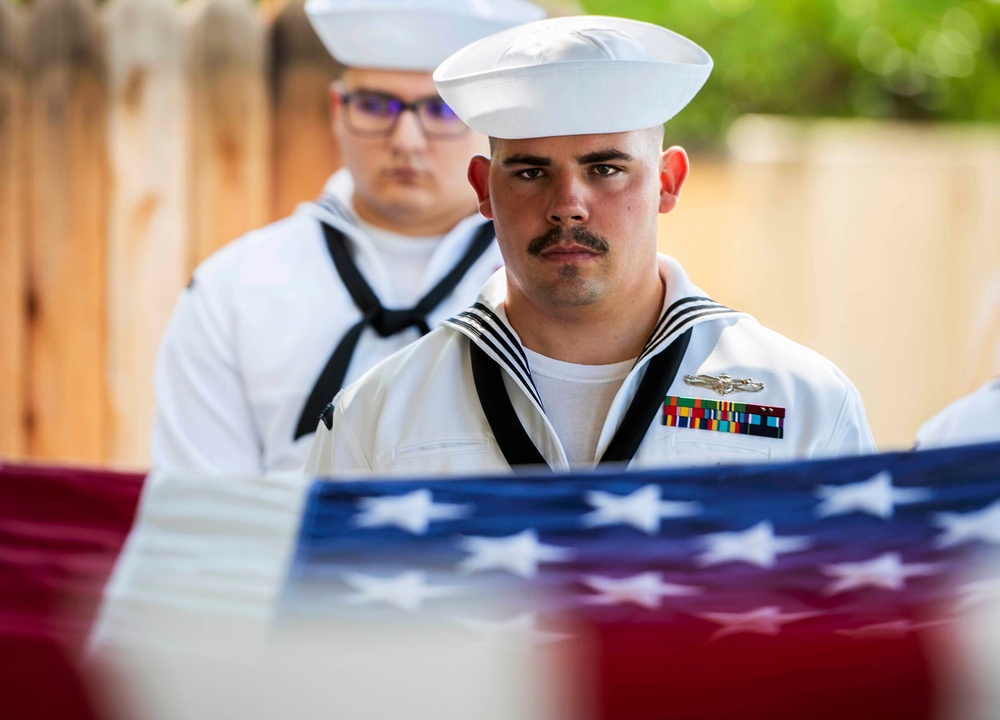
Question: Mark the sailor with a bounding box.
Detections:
[307,15,878,477]
[915,378,1000,449]
[151,0,545,474]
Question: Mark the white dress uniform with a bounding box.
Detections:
[307,255,877,477]
[152,170,503,474]
[914,379,1000,449]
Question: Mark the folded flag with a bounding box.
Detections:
[281,445,1000,719]
[0,462,144,720]
[6,443,1000,720]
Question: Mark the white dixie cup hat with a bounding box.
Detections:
[304,0,547,72]
[433,15,713,139]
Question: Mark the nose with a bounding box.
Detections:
[547,174,589,226]
[388,108,428,154]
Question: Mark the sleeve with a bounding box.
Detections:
[913,383,1000,450]
[150,269,264,475]
[305,396,373,478]
[913,413,946,450]
[822,381,879,457]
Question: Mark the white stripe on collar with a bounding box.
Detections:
[445,256,749,392]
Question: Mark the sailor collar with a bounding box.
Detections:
[299,169,491,256]
[444,254,749,409]
[297,169,358,230]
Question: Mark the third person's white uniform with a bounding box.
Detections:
[915,379,1000,449]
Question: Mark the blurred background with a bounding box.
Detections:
[0,0,997,468]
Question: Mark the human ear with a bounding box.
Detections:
[658,146,690,214]
[467,155,494,219]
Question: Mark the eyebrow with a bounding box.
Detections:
[576,149,634,164]
[501,154,551,167]
[348,87,442,102]
[500,149,635,167]
[348,87,396,97]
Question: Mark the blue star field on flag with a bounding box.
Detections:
[282,442,1000,644]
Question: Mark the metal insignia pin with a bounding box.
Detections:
[684,373,764,396]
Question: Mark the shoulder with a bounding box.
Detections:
[190,212,326,292]
[658,255,854,392]
[325,327,490,470]
[694,316,858,392]
[331,326,484,440]
[337,327,470,412]
[916,379,1000,448]
[680,315,875,455]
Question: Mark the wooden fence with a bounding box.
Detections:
[1,0,998,469]
[1,0,340,467]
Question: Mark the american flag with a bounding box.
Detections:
[4,443,1000,719]
[282,444,1000,719]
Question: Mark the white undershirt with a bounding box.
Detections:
[354,216,442,306]
[524,348,635,466]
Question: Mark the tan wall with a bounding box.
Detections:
[1,0,998,467]
[662,116,1000,450]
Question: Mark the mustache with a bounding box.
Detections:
[526,226,611,256]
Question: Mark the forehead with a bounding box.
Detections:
[341,67,439,99]
[491,130,654,163]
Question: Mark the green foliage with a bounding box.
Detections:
[582,0,1000,150]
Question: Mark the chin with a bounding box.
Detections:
[536,276,605,308]
[375,185,433,208]
[381,197,440,222]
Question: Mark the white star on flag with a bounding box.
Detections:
[582,572,701,609]
[932,499,1000,548]
[815,470,930,519]
[955,579,1000,612]
[456,529,573,578]
[458,613,571,650]
[342,570,463,611]
[352,489,473,535]
[821,552,942,595]
[696,521,810,568]
[580,484,701,534]
[699,606,820,640]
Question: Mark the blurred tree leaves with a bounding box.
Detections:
[582,0,1000,150]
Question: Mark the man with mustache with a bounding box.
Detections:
[307,16,877,476]
[151,0,545,474]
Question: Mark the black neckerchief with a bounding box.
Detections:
[294,220,496,440]
[471,328,693,470]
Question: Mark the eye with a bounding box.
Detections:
[515,168,546,180]
[420,98,458,121]
[353,93,400,117]
[592,164,621,176]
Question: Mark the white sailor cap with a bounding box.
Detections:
[304,0,547,73]
[433,15,713,139]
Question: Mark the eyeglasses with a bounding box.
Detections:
[340,91,469,139]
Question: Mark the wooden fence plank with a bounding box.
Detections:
[0,0,27,458]
[26,0,110,463]
[269,0,340,219]
[103,0,187,468]
[184,0,270,271]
